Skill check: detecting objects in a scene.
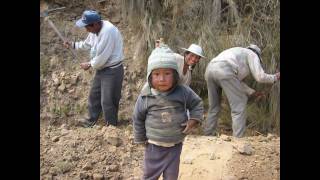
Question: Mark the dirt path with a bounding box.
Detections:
[179,135,280,180]
[179,135,234,179]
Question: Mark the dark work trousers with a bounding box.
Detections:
[143,143,183,180]
[88,64,124,126]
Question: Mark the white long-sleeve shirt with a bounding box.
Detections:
[75,20,124,70]
[210,47,277,95]
[174,53,192,86]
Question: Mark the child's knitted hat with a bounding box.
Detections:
[147,44,179,80]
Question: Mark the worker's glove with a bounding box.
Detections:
[138,141,148,148]
[250,91,266,102]
[252,91,264,97]
[275,72,280,81]
[133,139,148,148]
[181,119,198,134]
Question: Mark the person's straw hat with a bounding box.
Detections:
[180,44,205,58]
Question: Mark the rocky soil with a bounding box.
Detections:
[40,121,279,180]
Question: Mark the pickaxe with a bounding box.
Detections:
[40,6,82,62]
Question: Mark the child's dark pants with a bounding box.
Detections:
[143,142,183,180]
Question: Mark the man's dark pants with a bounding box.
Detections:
[88,64,124,126]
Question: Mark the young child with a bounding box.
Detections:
[132,46,204,180]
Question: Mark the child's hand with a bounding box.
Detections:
[182,119,198,134]
[135,141,148,148]
[141,141,148,148]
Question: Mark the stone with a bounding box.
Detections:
[51,136,60,142]
[58,83,66,92]
[53,77,60,86]
[223,175,237,180]
[237,143,254,155]
[62,155,72,162]
[267,133,276,140]
[40,167,49,175]
[60,129,69,136]
[209,153,216,160]
[101,126,108,132]
[99,155,107,162]
[239,176,248,180]
[59,123,69,130]
[68,89,75,93]
[82,162,93,170]
[49,56,59,68]
[56,161,73,173]
[49,166,59,175]
[108,164,119,172]
[110,13,121,24]
[257,135,267,142]
[110,172,121,180]
[109,146,117,153]
[86,148,93,154]
[79,172,90,179]
[42,174,53,180]
[107,137,122,147]
[70,74,79,85]
[94,125,103,130]
[220,134,231,141]
[93,173,104,180]
[182,157,193,164]
[72,155,80,161]
[60,71,66,77]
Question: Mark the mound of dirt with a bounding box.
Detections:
[40,122,144,180]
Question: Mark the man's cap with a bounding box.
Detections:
[76,10,101,28]
[180,44,205,58]
[247,44,261,56]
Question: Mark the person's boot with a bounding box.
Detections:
[76,117,96,128]
[203,130,218,136]
[82,119,97,128]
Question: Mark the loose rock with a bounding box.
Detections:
[51,136,60,142]
[93,173,104,180]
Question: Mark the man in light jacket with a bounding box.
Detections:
[203,44,280,137]
[64,10,124,127]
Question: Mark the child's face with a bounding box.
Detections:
[151,68,175,92]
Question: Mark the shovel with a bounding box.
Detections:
[40,6,81,62]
